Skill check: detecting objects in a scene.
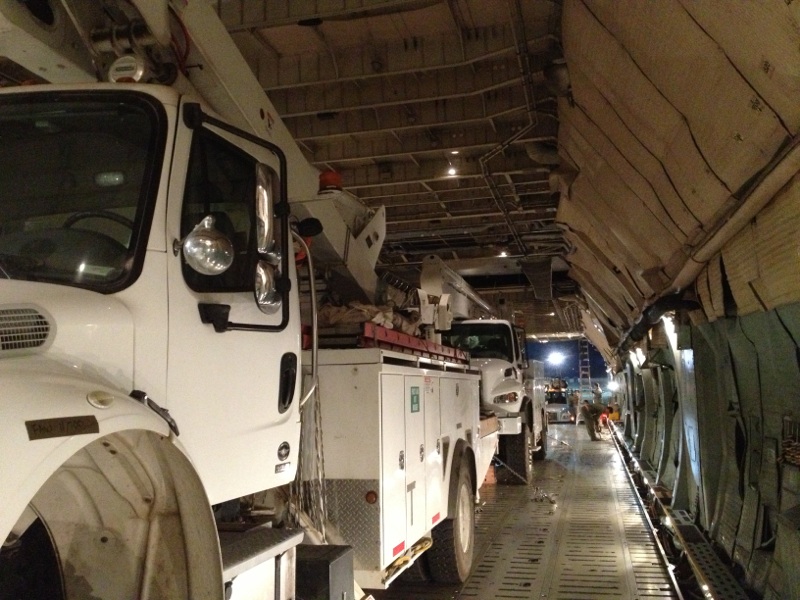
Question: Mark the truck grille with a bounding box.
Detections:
[0,308,51,351]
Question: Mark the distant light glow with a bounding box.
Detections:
[447,166,457,176]
[663,314,678,349]
[607,381,619,391]
[547,351,565,366]
[450,150,460,155]
[499,250,508,257]
[636,348,646,366]
[630,348,646,367]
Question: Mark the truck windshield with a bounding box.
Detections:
[0,91,165,292]
[442,322,514,361]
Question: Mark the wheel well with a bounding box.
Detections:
[3,431,221,599]
[522,397,533,428]
[446,440,476,517]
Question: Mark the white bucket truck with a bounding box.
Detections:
[421,255,548,483]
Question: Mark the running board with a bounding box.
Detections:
[219,524,303,586]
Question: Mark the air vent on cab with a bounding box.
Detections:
[0,307,51,353]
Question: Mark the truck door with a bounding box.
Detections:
[165,102,301,504]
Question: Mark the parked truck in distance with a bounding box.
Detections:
[420,255,547,484]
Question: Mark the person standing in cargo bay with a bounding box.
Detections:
[580,401,608,441]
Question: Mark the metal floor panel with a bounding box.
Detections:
[372,424,680,600]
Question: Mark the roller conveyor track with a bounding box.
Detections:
[372,424,680,600]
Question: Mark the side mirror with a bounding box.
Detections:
[182,215,234,275]
[254,162,282,314]
[255,163,276,254]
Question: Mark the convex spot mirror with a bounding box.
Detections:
[181,215,234,275]
[255,260,280,312]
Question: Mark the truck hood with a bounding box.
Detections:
[0,280,134,390]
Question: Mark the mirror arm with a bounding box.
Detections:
[198,303,231,333]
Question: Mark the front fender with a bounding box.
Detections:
[0,354,172,540]
[485,378,525,415]
[1,354,224,597]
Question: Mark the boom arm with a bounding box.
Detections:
[420,255,496,320]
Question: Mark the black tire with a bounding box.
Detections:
[532,417,548,460]
[498,423,533,484]
[427,464,475,583]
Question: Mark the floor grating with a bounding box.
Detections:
[371,424,680,599]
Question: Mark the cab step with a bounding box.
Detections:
[218,524,303,581]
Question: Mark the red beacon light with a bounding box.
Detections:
[318,170,343,194]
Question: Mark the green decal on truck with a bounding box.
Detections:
[410,386,420,413]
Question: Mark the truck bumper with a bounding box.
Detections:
[497,415,522,435]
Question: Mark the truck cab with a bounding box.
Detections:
[0,84,303,599]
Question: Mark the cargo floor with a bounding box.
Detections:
[370,423,680,600]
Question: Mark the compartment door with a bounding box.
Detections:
[405,375,427,544]
[380,373,407,567]
[423,374,444,530]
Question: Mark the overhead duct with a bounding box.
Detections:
[543,59,570,94]
[526,142,560,165]
[520,258,553,301]
[617,294,700,354]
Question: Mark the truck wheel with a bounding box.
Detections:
[533,419,548,460]
[498,423,533,484]
[427,464,475,583]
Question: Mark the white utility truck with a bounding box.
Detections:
[421,255,548,482]
[0,1,500,597]
[313,322,498,588]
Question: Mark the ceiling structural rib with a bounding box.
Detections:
[222,0,446,31]
[219,0,573,335]
[305,128,557,166]
[445,0,468,59]
[239,27,558,88]
[339,152,551,189]
[285,87,555,141]
[267,57,550,120]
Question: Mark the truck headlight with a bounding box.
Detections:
[493,392,518,404]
